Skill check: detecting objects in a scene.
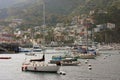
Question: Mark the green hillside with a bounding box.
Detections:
[0,0,119,26]
[0,0,119,43]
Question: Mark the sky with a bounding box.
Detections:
[0,0,27,9]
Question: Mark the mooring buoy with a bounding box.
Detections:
[88,67,92,70]
[58,71,66,75]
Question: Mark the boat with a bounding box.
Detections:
[52,55,71,60]
[0,57,11,59]
[19,47,31,52]
[24,45,42,56]
[78,53,95,59]
[98,45,114,51]
[73,48,96,59]
[61,58,80,66]
[50,57,80,66]
[22,54,60,72]
[25,53,35,56]
[32,45,43,54]
[50,50,80,66]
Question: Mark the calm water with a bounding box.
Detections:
[0,50,120,80]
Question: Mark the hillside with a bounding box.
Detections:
[0,0,119,43]
[0,0,119,26]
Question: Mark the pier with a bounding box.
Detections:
[0,43,19,53]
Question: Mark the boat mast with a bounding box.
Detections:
[42,0,46,55]
[86,19,89,52]
[43,0,45,27]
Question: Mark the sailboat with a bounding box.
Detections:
[21,1,60,73]
[22,52,60,72]
[73,21,97,59]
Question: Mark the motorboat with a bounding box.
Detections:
[0,57,11,59]
[60,58,80,66]
[25,53,35,56]
[98,46,114,51]
[73,51,96,59]
[73,46,97,59]
[50,55,80,66]
[19,47,31,52]
[32,45,43,54]
[78,53,95,59]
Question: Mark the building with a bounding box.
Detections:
[107,23,115,29]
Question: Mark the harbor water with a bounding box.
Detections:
[0,50,120,80]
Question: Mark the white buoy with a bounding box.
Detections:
[88,64,92,67]
[85,60,88,64]
[88,67,92,70]
[87,59,89,61]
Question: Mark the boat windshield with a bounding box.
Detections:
[34,46,40,49]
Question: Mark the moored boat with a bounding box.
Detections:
[19,47,31,52]
[0,57,11,59]
[21,1,61,73]
[32,45,43,54]
[22,62,60,72]
[78,53,95,59]
[22,53,60,73]
[50,55,80,66]
[60,58,80,66]
[25,53,35,56]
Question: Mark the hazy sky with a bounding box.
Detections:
[0,0,27,9]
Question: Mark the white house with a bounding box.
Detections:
[107,23,115,29]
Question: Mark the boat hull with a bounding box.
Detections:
[61,61,80,66]
[78,54,95,59]
[0,57,11,59]
[22,64,60,73]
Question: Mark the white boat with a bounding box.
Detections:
[24,45,41,56]
[22,62,60,72]
[32,45,42,53]
[61,58,80,66]
[78,53,95,59]
[22,1,60,73]
[19,47,31,52]
[98,46,114,51]
[22,54,60,73]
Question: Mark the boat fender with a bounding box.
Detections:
[25,66,27,70]
[87,59,89,61]
[58,71,66,75]
[34,67,37,70]
[56,62,61,66]
[22,66,24,71]
[104,57,106,59]
[62,72,66,75]
[88,64,92,66]
[88,67,92,70]
[85,60,88,64]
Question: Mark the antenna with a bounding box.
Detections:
[43,0,45,27]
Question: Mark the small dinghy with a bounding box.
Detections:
[0,57,11,59]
